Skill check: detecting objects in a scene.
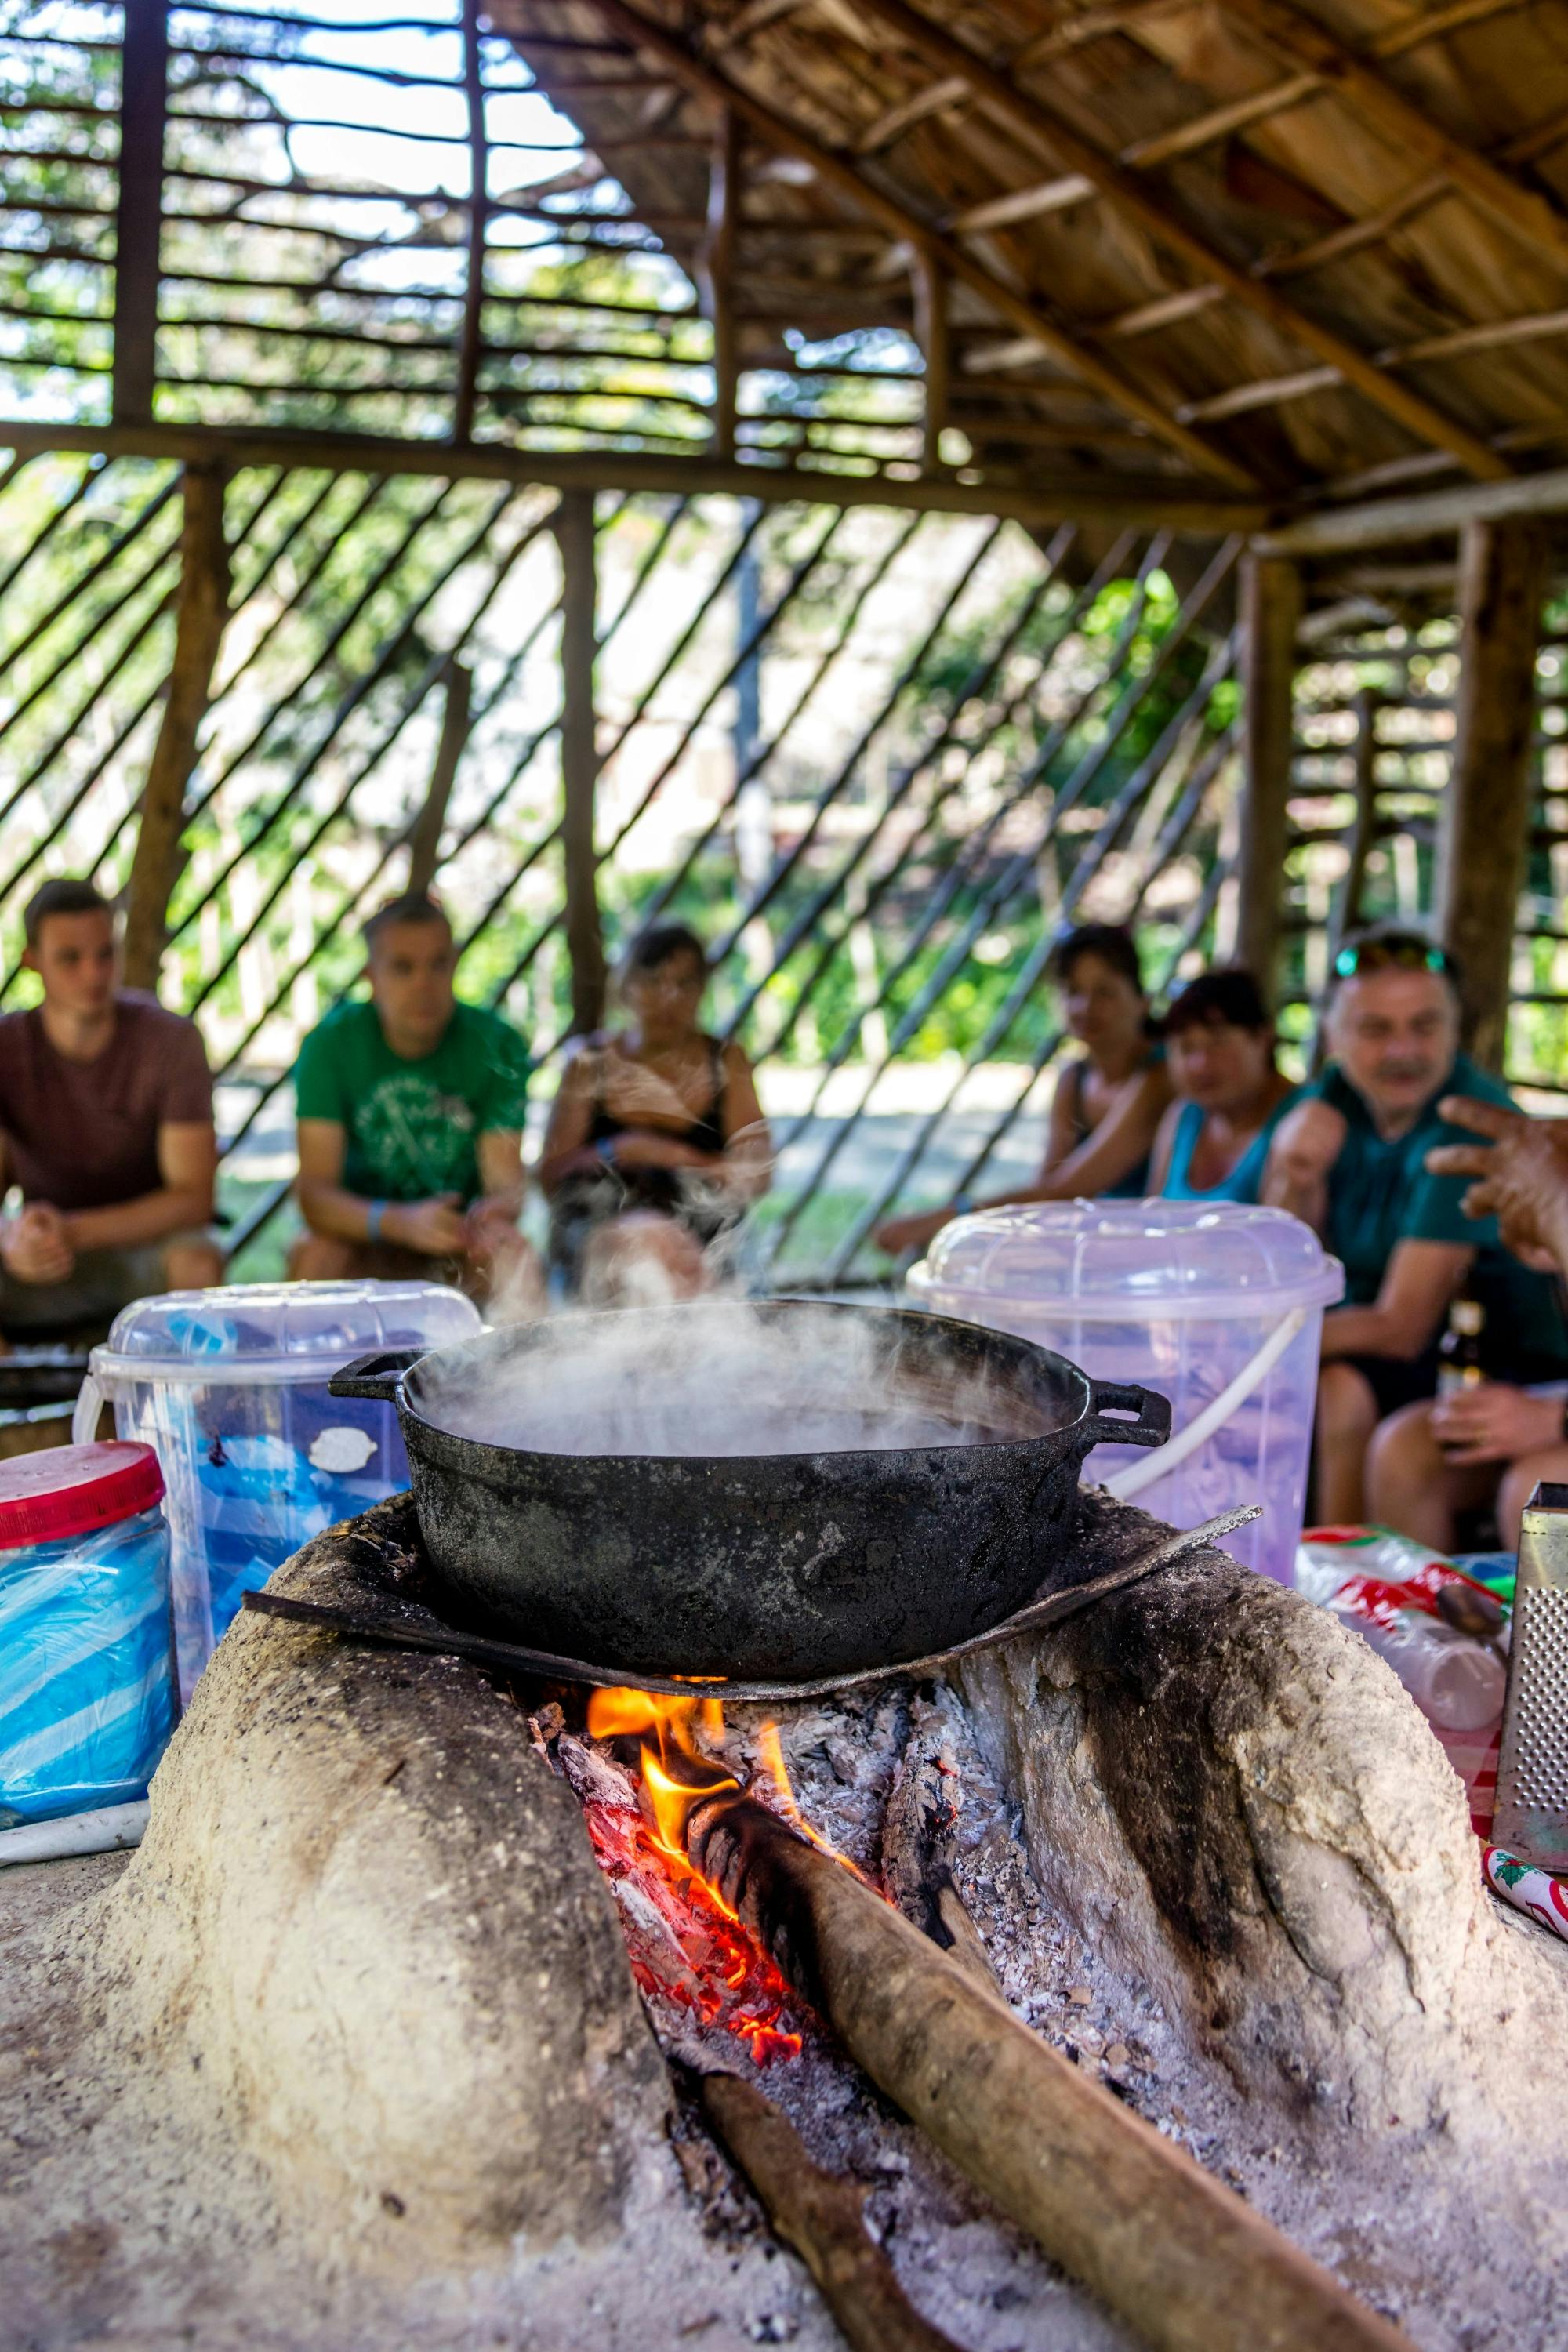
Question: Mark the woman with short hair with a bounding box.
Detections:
[1150,967,1298,1205]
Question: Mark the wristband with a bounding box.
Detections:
[951,1191,975,1218]
[366,1200,387,1243]
[594,1135,618,1165]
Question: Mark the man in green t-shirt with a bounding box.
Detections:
[290,892,541,1312]
[1263,929,1568,1523]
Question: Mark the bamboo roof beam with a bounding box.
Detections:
[855,74,968,154]
[454,0,488,445]
[1214,0,1568,278]
[576,0,1261,487]
[840,0,1512,481]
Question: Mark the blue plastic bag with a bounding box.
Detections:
[0,1504,176,1828]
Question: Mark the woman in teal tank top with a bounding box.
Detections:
[1150,969,1298,1206]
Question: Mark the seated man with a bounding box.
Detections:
[1262,929,1568,1523]
[291,891,541,1313]
[1369,1095,1568,1552]
[0,878,222,1339]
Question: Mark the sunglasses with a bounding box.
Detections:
[1333,938,1457,982]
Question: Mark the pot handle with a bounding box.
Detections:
[328,1347,422,1403]
[1080,1379,1171,1454]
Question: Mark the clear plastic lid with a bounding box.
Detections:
[908,1200,1344,1321]
[89,1279,483,1385]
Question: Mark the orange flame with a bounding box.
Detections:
[586,1687,739,1893]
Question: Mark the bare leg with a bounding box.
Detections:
[287,1232,363,1282]
[1314,1362,1381,1525]
[1366,1401,1497,1552]
[1498,1446,1568,1548]
[580,1213,709,1309]
[164,1237,226,1291]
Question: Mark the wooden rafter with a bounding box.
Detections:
[840,0,1511,482]
[1214,0,1568,279]
[454,0,488,443]
[112,0,168,423]
[575,0,1261,487]
[910,244,947,470]
[697,107,740,459]
[0,414,1271,531]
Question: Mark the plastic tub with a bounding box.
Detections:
[907,1200,1344,1584]
[0,1442,175,1826]
[75,1281,482,1700]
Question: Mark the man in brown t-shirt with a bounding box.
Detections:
[0,880,223,1337]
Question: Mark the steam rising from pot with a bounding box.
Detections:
[421,1299,1056,1461]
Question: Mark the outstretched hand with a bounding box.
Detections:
[1,1203,75,1286]
[1427,1096,1568,1273]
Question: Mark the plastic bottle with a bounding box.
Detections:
[1338,1608,1506,1733]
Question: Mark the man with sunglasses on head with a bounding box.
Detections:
[1263,928,1568,1522]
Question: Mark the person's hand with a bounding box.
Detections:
[601,1130,706,1172]
[1,1203,75,1285]
[1269,1098,1348,1185]
[384,1193,469,1258]
[464,1196,521,1258]
[1427,1097,1568,1272]
[1430,1381,1566,1465]
[874,1206,954,1258]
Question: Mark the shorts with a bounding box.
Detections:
[0,1230,222,1338]
[1338,1349,1442,1421]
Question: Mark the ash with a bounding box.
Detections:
[550,1680,1171,2352]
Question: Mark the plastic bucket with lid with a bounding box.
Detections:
[907,1200,1344,1584]
[0,1442,174,1825]
[74,1279,481,1700]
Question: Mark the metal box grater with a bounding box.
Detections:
[1493,1482,1568,1871]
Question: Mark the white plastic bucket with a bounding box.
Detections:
[908,1200,1344,1584]
[75,1280,481,1700]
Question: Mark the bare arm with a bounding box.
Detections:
[719,1040,771,1202]
[63,1120,217,1253]
[1319,1238,1472,1363]
[982,1062,1171,1207]
[473,1128,524,1219]
[295,1118,467,1257]
[537,1051,600,1195]
[1261,1098,1346,1233]
[1036,1061,1082,1181]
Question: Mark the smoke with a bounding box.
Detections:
[419,1298,1054,1461]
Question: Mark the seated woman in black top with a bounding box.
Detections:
[539,925,771,1301]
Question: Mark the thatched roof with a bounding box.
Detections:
[488,0,1568,508]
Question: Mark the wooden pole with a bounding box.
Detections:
[113,0,169,424]
[406,659,472,897]
[1234,552,1301,996]
[910,245,949,474]
[1438,517,1547,1066]
[686,1793,1410,2352]
[454,0,488,444]
[697,109,740,462]
[122,463,230,992]
[555,489,606,1036]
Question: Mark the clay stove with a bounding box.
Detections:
[5,1490,1568,2351]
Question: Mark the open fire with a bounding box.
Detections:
[553,1689,809,2065]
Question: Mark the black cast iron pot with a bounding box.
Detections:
[329,1298,1169,1684]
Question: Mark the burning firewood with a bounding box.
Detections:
[683,1784,1410,2352]
[695,2064,967,2352]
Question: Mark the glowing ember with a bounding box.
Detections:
[571,1689,806,2064]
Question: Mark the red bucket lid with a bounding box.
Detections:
[0,1442,165,1552]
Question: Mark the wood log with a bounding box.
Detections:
[555,488,607,1035]
[405,659,471,898]
[1439,517,1546,1065]
[1235,551,1301,997]
[685,1792,1410,2352]
[121,462,231,992]
[697,2069,965,2352]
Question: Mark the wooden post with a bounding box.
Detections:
[1438,517,1547,1068]
[911,245,949,474]
[122,463,230,991]
[555,490,607,1035]
[698,108,740,460]
[113,0,169,423]
[1234,551,1301,995]
[406,660,472,897]
[453,0,488,444]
